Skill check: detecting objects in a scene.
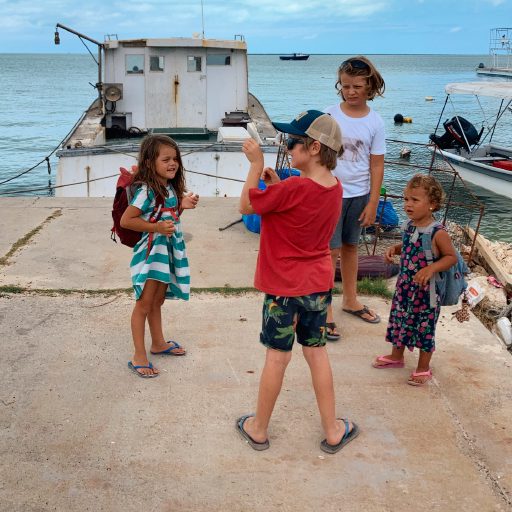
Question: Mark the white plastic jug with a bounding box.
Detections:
[496,317,512,346]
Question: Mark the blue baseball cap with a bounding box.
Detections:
[272,110,342,152]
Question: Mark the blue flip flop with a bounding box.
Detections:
[128,361,159,378]
[236,414,270,451]
[320,418,360,454]
[150,340,186,356]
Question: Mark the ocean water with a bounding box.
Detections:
[0,53,511,241]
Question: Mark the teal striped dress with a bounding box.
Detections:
[129,184,190,301]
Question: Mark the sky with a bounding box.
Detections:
[0,0,510,54]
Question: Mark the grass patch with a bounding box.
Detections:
[0,210,62,266]
[357,277,393,299]
[333,277,393,299]
[192,286,258,296]
[0,286,132,297]
[0,281,393,299]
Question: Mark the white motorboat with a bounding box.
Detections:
[53,24,279,197]
[429,81,512,200]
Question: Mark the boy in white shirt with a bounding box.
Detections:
[324,56,386,339]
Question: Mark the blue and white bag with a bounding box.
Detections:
[404,220,469,307]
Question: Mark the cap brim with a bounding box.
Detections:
[271,121,307,137]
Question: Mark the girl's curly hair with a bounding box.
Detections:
[406,174,445,212]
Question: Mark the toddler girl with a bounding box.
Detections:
[372,174,457,385]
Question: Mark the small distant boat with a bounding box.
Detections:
[279,53,309,61]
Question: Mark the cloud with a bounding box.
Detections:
[239,0,388,18]
[0,0,510,54]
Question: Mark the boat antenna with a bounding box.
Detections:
[201,0,205,39]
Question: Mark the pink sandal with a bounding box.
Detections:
[407,369,432,386]
[372,355,405,369]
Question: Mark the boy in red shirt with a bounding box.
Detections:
[237,110,360,454]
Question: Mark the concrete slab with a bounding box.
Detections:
[0,293,510,511]
[0,198,258,290]
[0,198,60,257]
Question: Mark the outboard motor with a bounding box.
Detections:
[429,116,482,151]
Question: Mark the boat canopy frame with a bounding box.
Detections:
[432,82,512,151]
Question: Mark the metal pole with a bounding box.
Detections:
[201,0,205,39]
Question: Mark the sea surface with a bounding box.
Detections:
[0,53,511,241]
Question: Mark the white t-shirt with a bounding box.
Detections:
[323,104,386,198]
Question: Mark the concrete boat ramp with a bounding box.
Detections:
[0,197,511,511]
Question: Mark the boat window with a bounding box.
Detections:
[126,55,144,74]
[187,56,202,72]
[206,54,231,66]
[150,56,164,72]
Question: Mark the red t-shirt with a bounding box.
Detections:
[249,176,342,296]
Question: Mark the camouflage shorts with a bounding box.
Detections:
[260,291,332,352]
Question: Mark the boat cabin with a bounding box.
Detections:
[102,36,249,136]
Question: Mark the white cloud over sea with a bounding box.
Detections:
[0,0,509,53]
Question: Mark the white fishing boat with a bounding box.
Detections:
[428,81,512,200]
[53,24,278,197]
[476,28,512,79]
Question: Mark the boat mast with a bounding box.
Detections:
[54,23,104,106]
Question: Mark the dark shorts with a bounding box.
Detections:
[330,194,369,249]
[260,291,332,352]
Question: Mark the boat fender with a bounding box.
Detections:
[393,114,412,124]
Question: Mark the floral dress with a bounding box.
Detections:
[385,222,444,353]
[129,184,190,301]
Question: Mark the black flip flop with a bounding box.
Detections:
[342,306,381,324]
[236,414,269,451]
[320,419,360,454]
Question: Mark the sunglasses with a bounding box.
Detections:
[340,58,370,70]
[286,137,305,150]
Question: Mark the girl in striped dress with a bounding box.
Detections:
[121,135,199,378]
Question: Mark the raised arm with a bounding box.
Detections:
[239,138,265,215]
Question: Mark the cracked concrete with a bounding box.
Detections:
[0,197,511,511]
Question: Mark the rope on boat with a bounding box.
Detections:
[0,131,248,195]
[0,166,246,196]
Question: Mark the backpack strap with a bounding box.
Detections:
[145,193,167,261]
[419,221,443,308]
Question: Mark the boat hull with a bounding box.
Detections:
[476,68,512,78]
[55,142,279,197]
[433,146,512,200]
